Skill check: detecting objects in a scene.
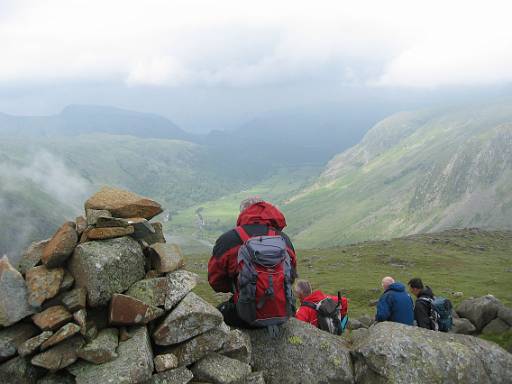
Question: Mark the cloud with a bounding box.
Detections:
[0,0,511,88]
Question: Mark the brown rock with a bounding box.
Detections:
[41,323,81,350]
[0,323,39,362]
[109,294,164,326]
[77,328,119,364]
[154,353,179,372]
[85,187,163,219]
[76,216,88,235]
[31,335,84,371]
[95,216,130,228]
[87,226,135,240]
[119,327,131,342]
[149,243,184,274]
[25,265,64,307]
[42,222,78,267]
[61,287,87,312]
[17,331,53,357]
[18,239,50,275]
[32,306,72,331]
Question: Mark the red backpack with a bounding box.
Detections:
[234,226,295,333]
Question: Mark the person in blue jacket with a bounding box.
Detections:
[375,276,414,325]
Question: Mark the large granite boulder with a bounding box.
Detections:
[84,187,163,220]
[0,256,35,326]
[497,305,512,326]
[126,277,168,308]
[351,322,512,384]
[456,295,502,331]
[482,318,511,335]
[68,237,145,307]
[68,326,154,384]
[191,353,252,384]
[246,318,353,384]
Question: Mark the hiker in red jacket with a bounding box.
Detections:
[208,197,297,327]
[295,279,348,333]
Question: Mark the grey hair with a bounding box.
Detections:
[240,196,264,212]
[294,279,312,297]
[381,276,395,290]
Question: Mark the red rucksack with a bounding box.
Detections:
[234,226,295,334]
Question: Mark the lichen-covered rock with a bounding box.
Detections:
[60,287,87,312]
[0,256,35,326]
[25,265,64,307]
[143,366,194,384]
[191,353,251,384]
[222,329,252,365]
[482,318,511,335]
[246,318,353,384]
[32,305,72,331]
[31,335,84,371]
[85,187,163,220]
[68,237,145,307]
[149,243,184,274]
[154,353,178,372]
[456,295,502,331]
[18,239,50,275]
[126,277,168,307]
[451,317,477,334]
[0,355,45,384]
[41,222,78,267]
[0,323,39,362]
[164,270,198,310]
[153,292,223,346]
[40,323,81,350]
[77,327,119,364]
[68,326,153,384]
[18,331,53,357]
[351,321,512,384]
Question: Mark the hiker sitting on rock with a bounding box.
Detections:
[375,276,414,325]
[294,279,348,334]
[208,197,297,328]
[408,277,438,330]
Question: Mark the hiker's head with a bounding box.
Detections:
[239,196,264,213]
[294,279,312,301]
[381,276,395,291]
[408,277,424,297]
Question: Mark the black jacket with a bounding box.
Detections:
[414,286,435,329]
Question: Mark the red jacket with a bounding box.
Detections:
[208,202,297,295]
[296,290,348,328]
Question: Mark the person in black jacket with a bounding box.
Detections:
[408,278,436,330]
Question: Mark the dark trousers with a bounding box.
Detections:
[217,300,257,329]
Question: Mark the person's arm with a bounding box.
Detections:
[415,300,431,328]
[208,231,240,293]
[376,294,391,322]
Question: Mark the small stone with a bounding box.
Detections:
[109,294,164,326]
[60,270,75,292]
[86,209,112,226]
[32,305,72,331]
[18,331,53,357]
[0,323,39,362]
[0,355,45,384]
[61,287,87,312]
[452,291,464,297]
[77,328,119,364]
[154,353,179,372]
[0,256,35,327]
[73,309,87,336]
[126,277,168,307]
[143,222,166,245]
[191,353,252,384]
[42,221,78,267]
[153,292,223,346]
[76,216,88,236]
[25,265,64,307]
[149,243,184,274]
[40,323,81,350]
[222,329,252,365]
[165,270,198,310]
[144,366,194,384]
[18,239,50,275]
[31,335,84,371]
[85,187,163,219]
[87,226,135,240]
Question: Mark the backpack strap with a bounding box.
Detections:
[268,227,277,236]
[302,301,319,311]
[234,226,251,243]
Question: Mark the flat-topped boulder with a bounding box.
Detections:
[68,237,145,307]
[85,187,163,220]
[42,222,78,267]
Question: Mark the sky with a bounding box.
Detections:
[1,0,512,131]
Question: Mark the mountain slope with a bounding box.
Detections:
[284,102,512,247]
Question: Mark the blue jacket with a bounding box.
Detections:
[375,282,414,325]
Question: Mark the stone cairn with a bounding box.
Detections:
[0,187,259,384]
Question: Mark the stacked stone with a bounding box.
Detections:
[0,187,258,384]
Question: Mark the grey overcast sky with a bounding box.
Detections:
[1,0,512,131]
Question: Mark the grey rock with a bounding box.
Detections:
[497,305,512,326]
[77,327,119,364]
[0,355,45,384]
[191,353,251,384]
[222,329,252,365]
[167,325,229,366]
[143,366,194,384]
[348,319,365,330]
[68,326,153,384]
[31,335,84,371]
[37,371,75,384]
[40,323,81,350]
[126,218,156,239]
[126,277,168,307]
[233,372,265,384]
[61,287,87,312]
[164,270,198,310]
[68,237,145,307]
[451,317,477,334]
[246,318,353,384]
[143,222,166,245]
[18,331,53,357]
[456,295,502,331]
[149,243,184,274]
[18,239,50,275]
[0,256,35,326]
[154,353,178,372]
[358,315,374,328]
[60,270,75,292]
[482,318,511,335]
[352,321,512,384]
[85,209,112,226]
[0,323,39,362]
[153,292,223,346]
